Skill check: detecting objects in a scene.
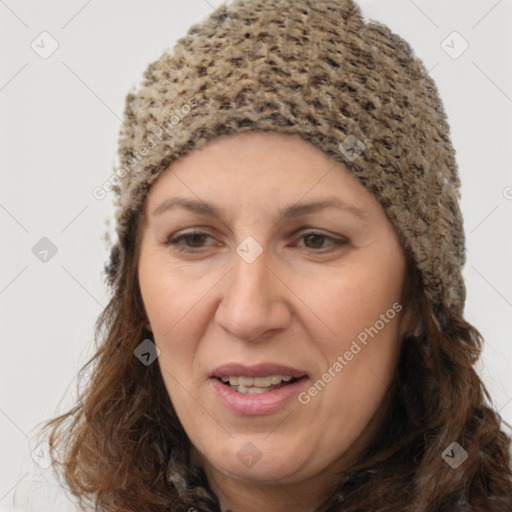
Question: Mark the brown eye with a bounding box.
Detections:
[165,231,214,252]
[297,230,348,251]
[303,233,326,249]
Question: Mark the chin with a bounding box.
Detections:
[204,439,311,484]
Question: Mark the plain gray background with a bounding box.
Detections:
[1,0,511,510]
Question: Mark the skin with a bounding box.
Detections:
[138,131,415,512]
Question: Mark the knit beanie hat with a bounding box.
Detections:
[104,0,466,334]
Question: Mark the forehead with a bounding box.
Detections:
[144,131,378,216]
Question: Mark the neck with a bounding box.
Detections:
[201,460,340,512]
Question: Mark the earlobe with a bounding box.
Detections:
[398,306,421,339]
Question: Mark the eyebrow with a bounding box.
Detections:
[152,196,367,221]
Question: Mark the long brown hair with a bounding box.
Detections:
[39,198,512,511]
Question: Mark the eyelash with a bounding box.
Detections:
[164,229,348,254]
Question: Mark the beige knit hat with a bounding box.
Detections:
[104,0,466,334]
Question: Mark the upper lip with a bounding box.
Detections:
[210,363,308,379]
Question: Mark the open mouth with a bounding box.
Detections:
[217,375,303,394]
[211,370,310,415]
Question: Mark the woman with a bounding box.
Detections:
[41,0,512,510]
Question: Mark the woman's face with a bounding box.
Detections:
[138,131,412,491]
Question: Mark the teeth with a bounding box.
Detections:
[239,376,254,387]
[239,386,272,394]
[220,375,294,387]
[222,376,240,386]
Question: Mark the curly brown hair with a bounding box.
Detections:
[36,192,512,512]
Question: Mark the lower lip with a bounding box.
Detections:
[211,377,308,416]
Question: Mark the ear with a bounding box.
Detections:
[398,304,420,338]
[145,321,152,332]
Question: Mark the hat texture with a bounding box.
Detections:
[106,0,466,333]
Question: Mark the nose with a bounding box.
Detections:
[214,247,292,342]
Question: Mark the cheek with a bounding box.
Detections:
[303,264,404,450]
[138,257,204,386]
[139,251,206,340]
[304,255,404,416]
[143,283,201,368]
[312,255,405,350]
